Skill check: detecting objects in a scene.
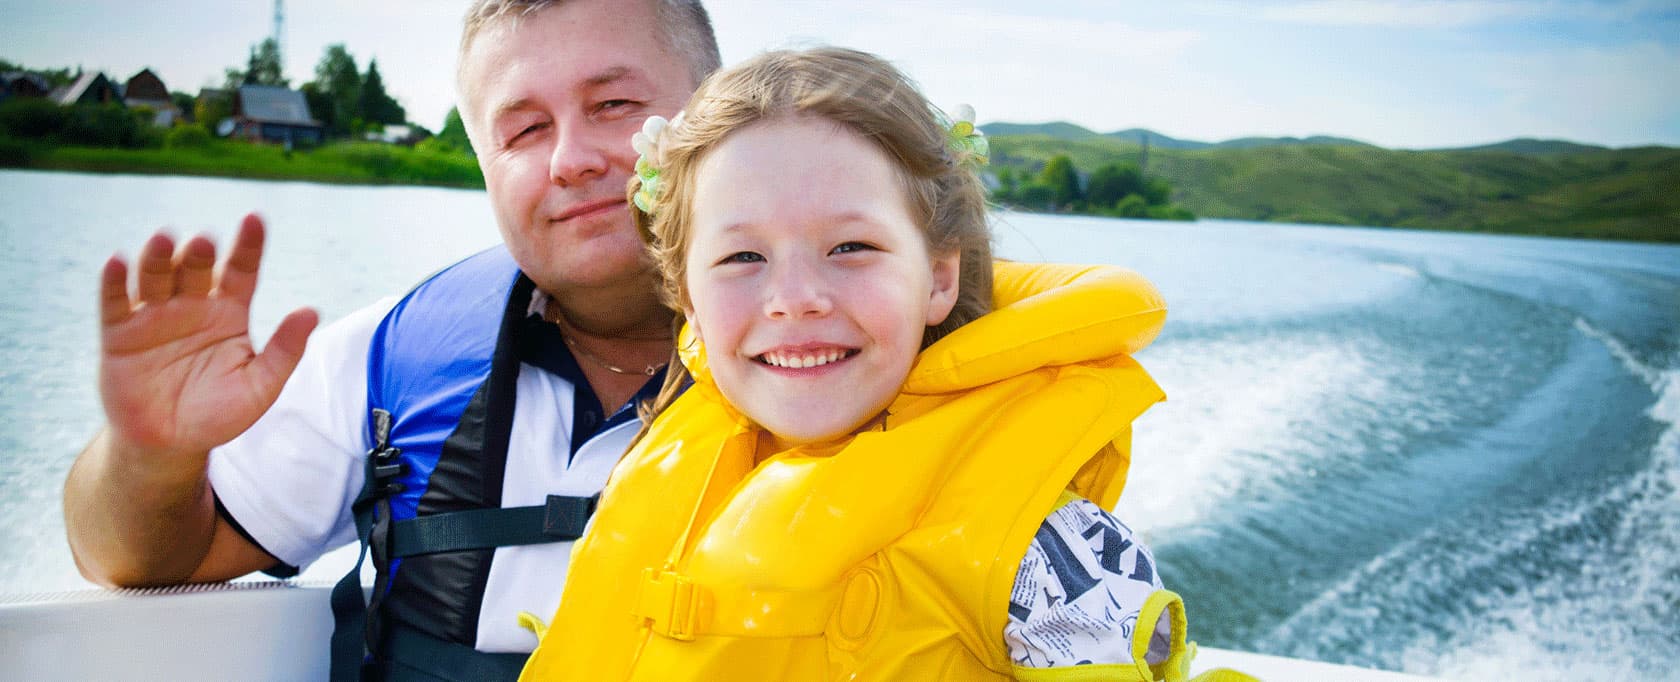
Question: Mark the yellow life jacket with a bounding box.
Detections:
[521,262,1178,681]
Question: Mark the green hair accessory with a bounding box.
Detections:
[631,112,684,214]
[942,104,989,167]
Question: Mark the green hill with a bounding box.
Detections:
[979,122,1101,140]
[986,133,1680,243]
[1103,128,1210,150]
[1435,138,1609,155]
[981,122,1379,150]
[1212,135,1376,149]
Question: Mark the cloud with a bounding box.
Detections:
[1261,1,1543,28]
[1186,0,1678,29]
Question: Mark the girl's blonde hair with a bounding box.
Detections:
[634,47,995,425]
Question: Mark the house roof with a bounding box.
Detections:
[124,68,169,101]
[1,72,51,94]
[236,85,319,127]
[53,72,119,105]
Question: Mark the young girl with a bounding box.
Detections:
[521,48,1193,681]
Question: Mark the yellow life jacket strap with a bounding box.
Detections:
[634,567,846,641]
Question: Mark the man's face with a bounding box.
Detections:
[459,0,696,296]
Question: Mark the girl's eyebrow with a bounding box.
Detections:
[712,212,891,235]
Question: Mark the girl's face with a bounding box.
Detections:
[682,116,960,447]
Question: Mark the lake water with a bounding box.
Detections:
[3,169,1677,679]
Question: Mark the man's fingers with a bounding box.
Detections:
[250,307,318,399]
[219,214,266,307]
[135,232,176,305]
[174,235,217,297]
[100,255,133,326]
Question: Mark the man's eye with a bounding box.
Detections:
[719,251,765,265]
[592,100,638,119]
[506,122,546,145]
[831,242,876,255]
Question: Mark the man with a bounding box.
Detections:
[62,0,719,678]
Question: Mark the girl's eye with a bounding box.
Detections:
[719,251,764,265]
[830,241,876,255]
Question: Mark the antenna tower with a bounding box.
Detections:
[272,0,285,63]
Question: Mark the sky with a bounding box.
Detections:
[3,0,1677,149]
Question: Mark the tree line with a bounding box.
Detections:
[992,153,1194,220]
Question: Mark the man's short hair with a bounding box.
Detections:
[459,0,722,88]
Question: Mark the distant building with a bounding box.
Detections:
[364,124,427,146]
[51,71,121,106]
[123,68,180,127]
[229,85,323,147]
[1,72,51,102]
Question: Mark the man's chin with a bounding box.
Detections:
[527,249,651,294]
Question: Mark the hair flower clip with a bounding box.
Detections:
[943,103,989,167]
[631,112,684,214]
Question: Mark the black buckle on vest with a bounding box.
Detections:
[369,440,406,495]
[541,494,596,539]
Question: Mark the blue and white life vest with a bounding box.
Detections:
[329,247,606,681]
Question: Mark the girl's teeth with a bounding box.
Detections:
[763,350,848,368]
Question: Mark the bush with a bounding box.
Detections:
[414,135,458,155]
[1087,163,1144,208]
[165,125,213,149]
[0,136,31,166]
[334,142,398,175]
[1142,177,1173,206]
[0,98,69,139]
[1147,205,1196,221]
[1114,194,1150,218]
[134,123,165,149]
[1015,182,1055,211]
[60,103,140,148]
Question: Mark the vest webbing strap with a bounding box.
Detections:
[331,408,404,682]
[384,625,530,681]
[329,415,599,681]
[389,494,598,558]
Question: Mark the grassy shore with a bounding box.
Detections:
[0,137,485,189]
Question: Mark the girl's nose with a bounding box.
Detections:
[763,263,833,319]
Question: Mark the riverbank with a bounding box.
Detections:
[0,137,484,189]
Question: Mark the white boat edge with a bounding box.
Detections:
[0,580,1448,681]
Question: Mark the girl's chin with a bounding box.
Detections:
[758,411,889,451]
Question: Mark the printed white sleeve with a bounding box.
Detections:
[205,297,398,569]
[1005,496,1175,668]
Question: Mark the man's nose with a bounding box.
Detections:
[763,262,834,320]
[548,120,611,187]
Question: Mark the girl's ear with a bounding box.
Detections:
[683,304,704,341]
[924,250,961,327]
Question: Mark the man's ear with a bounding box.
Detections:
[925,250,961,326]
